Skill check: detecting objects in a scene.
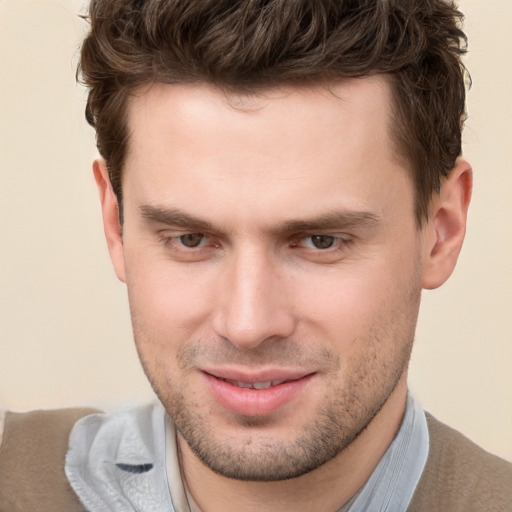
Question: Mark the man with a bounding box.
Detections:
[0,0,510,511]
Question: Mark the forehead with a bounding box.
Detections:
[126,77,394,161]
[123,78,413,228]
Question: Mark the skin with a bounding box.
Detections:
[95,77,471,512]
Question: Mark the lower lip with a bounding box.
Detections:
[203,373,313,417]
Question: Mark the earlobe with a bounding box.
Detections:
[421,159,473,290]
[93,159,126,283]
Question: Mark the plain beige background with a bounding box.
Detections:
[0,0,511,461]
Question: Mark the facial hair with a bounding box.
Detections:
[136,315,415,482]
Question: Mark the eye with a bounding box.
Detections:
[158,231,220,262]
[178,233,206,248]
[308,235,335,249]
[290,233,354,258]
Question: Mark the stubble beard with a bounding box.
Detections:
[137,328,414,482]
[172,378,404,482]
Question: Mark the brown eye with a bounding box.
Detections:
[179,233,205,248]
[310,235,335,249]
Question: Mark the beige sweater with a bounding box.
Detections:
[0,408,510,512]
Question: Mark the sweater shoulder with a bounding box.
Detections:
[0,407,100,512]
[408,412,512,512]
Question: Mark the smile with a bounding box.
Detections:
[221,379,287,390]
[203,371,314,416]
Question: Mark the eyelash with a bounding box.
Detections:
[290,234,354,251]
[158,233,218,251]
[160,231,354,256]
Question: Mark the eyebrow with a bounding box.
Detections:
[274,210,381,235]
[140,205,217,232]
[139,204,381,234]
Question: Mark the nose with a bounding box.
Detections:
[212,247,296,350]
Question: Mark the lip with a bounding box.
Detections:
[201,368,315,417]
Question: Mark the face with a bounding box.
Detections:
[103,79,428,481]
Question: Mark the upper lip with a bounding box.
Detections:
[201,367,314,384]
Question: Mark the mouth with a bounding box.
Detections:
[202,370,314,416]
[218,377,301,390]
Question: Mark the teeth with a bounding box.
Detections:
[252,381,273,390]
[224,379,286,389]
[236,381,254,389]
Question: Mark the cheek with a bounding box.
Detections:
[125,250,218,336]
[293,256,422,349]
[294,267,394,325]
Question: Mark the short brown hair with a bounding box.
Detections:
[79,0,468,225]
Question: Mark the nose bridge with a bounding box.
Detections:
[213,244,294,349]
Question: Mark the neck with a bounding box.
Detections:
[179,377,408,512]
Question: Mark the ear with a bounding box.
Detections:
[421,159,472,290]
[93,158,126,283]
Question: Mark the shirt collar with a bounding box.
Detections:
[339,393,429,512]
